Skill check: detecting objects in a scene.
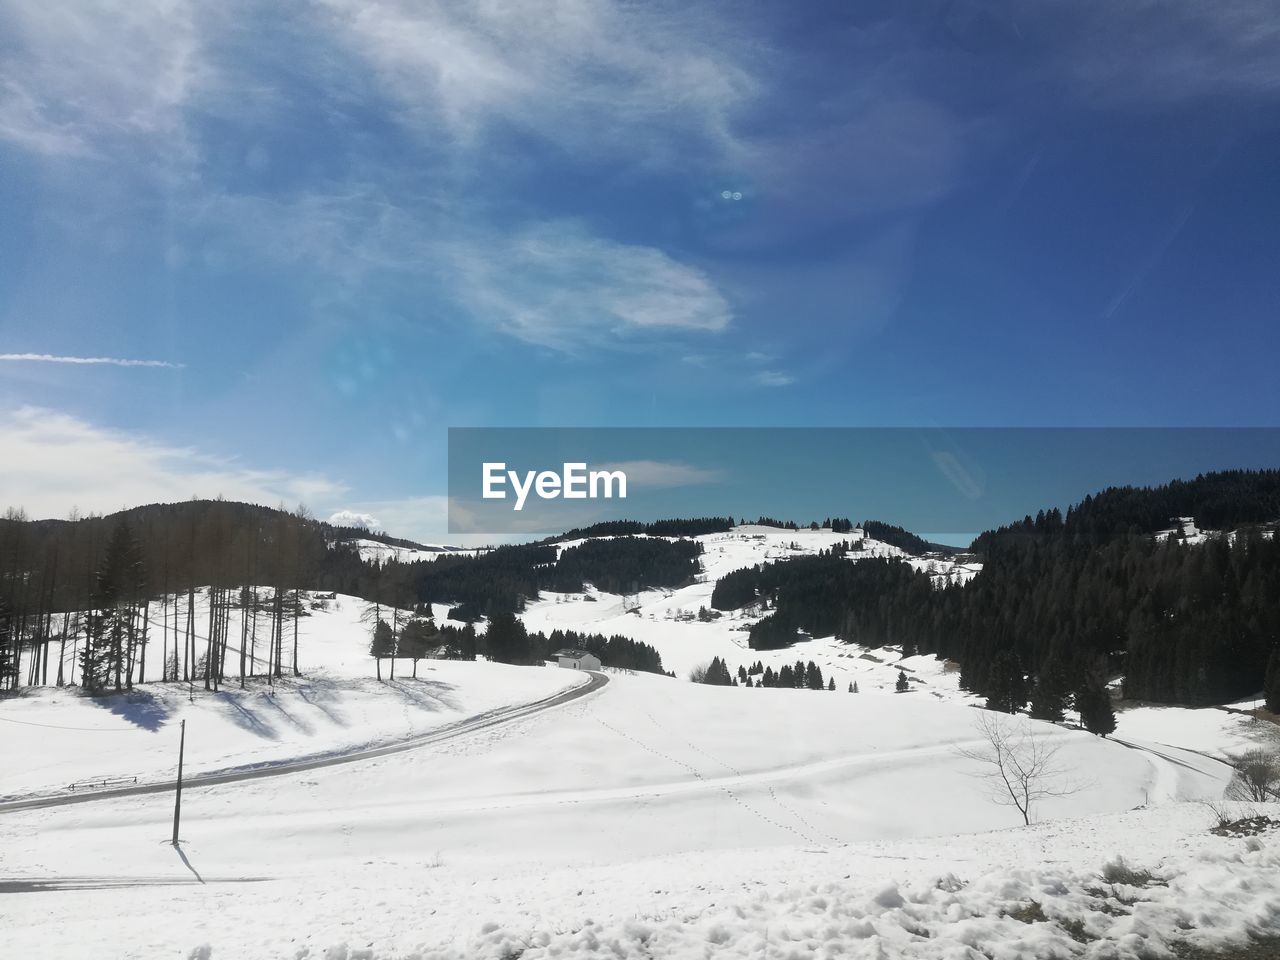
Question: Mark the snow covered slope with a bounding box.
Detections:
[525,525,980,689]
[0,593,574,798]
[0,668,1246,959]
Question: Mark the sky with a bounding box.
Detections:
[1,1,1279,542]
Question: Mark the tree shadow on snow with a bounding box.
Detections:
[382,677,462,715]
[213,693,282,740]
[86,689,171,732]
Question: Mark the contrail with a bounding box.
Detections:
[0,353,183,369]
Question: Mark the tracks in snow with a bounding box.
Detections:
[0,671,608,814]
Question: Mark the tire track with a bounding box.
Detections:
[0,672,608,814]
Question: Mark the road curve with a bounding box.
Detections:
[0,670,608,814]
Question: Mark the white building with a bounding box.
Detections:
[553,648,602,671]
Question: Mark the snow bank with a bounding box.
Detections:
[243,808,1280,960]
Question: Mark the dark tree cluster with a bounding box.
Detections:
[548,537,702,595]
[699,657,737,685]
[749,659,828,690]
[970,469,1280,551]
[861,520,958,556]
[742,516,801,530]
[454,614,670,675]
[421,537,704,621]
[552,517,734,540]
[711,554,931,651]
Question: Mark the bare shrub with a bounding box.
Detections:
[1224,748,1280,803]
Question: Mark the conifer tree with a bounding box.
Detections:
[896,670,909,692]
[1077,680,1117,737]
[369,619,395,681]
[984,650,1029,714]
[848,681,854,693]
[1029,655,1071,723]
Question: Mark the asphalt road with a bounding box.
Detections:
[0,670,608,814]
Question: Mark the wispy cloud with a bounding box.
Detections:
[0,353,184,369]
[445,221,731,351]
[195,190,733,352]
[752,370,795,388]
[1047,0,1280,104]
[0,1,208,161]
[0,407,345,519]
[314,0,758,164]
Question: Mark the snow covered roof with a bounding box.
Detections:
[553,648,595,660]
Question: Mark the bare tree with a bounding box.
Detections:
[1224,748,1280,803]
[956,711,1082,825]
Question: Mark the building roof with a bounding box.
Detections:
[553,648,596,660]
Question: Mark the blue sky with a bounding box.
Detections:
[1,1,1278,541]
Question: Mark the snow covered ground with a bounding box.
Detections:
[2,528,1276,959]
[0,593,574,798]
[2,667,1250,959]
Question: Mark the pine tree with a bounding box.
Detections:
[895,670,909,693]
[369,619,395,681]
[827,677,835,690]
[984,650,1029,714]
[848,681,854,693]
[1028,655,1071,723]
[398,617,439,678]
[1077,681,1117,737]
[1265,645,1280,714]
[853,681,859,693]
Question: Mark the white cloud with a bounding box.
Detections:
[0,407,346,520]
[446,221,732,350]
[588,460,723,489]
[0,353,183,369]
[327,509,379,531]
[0,0,208,160]
[314,0,757,163]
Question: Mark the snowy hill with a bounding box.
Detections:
[525,524,980,687]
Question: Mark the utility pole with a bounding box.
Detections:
[171,719,186,846]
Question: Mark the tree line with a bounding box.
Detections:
[381,612,670,676]
[0,500,370,692]
[710,471,1280,711]
[551,517,735,540]
[0,500,707,693]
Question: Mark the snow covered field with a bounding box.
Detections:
[2,666,1250,959]
[2,529,1276,959]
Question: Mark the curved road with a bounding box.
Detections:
[0,670,608,814]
